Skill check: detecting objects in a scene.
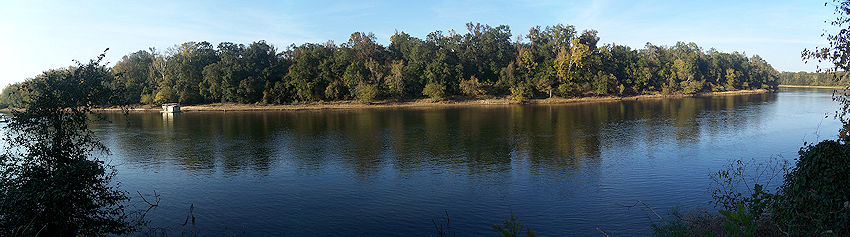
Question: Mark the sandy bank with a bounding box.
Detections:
[87,89,769,112]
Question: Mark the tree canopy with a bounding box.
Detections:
[778,71,850,86]
[1,23,780,107]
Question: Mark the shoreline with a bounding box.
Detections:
[85,89,770,112]
[778,84,847,89]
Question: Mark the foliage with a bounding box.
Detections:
[709,159,785,218]
[680,79,704,94]
[778,71,850,87]
[459,76,487,97]
[509,83,533,101]
[0,51,131,236]
[592,71,614,95]
[422,82,446,100]
[0,82,24,108]
[1,23,781,107]
[772,140,850,235]
[718,203,756,237]
[354,82,379,103]
[385,60,406,98]
[491,213,535,237]
[702,158,787,236]
[140,93,155,105]
[557,82,581,97]
[696,140,850,236]
[161,42,219,104]
[650,207,723,237]
[651,159,786,237]
[111,49,156,104]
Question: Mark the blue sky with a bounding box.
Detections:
[0,0,834,86]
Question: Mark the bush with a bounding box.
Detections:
[592,72,613,95]
[510,83,533,101]
[154,87,176,105]
[355,82,379,103]
[651,158,787,236]
[460,76,487,97]
[140,93,155,105]
[772,140,850,235]
[324,80,347,101]
[709,159,785,219]
[671,141,850,236]
[557,82,581,97]
[718,203,757,236]
[680,80,704,94]
[651,207,723,237]
[422,82,446,100]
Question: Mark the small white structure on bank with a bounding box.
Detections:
[161,103,181,113]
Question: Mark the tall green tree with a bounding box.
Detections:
[553,38,590,96]
[0,82,24,108]
[112,50,156,104]
[157,42,218,104]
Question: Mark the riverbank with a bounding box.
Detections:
[778,84,847,89]
[84,89,769,112]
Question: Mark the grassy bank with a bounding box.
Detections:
[84,89,769,112]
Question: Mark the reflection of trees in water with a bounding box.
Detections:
[702,93,776,138]
[650,93,775,147]
[278,106,599,176]
[502,93,776,173]
[102,112,280,174]
[521,105,604,172]
[100,93,776,177]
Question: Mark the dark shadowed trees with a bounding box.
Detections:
[0,51,131,236]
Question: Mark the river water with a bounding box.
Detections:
[91,87,840,236]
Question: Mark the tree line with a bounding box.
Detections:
[778,71,850,87]
[1,23,780,108]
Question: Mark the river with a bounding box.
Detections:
[92,87,840,236]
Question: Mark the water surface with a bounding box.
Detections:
[94,87,840,236]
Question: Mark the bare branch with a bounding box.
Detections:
[620,200,666,224]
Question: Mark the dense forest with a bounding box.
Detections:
[0,23,780,108]
[778,71,850,87]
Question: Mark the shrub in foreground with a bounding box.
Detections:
[772,140,850,235]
